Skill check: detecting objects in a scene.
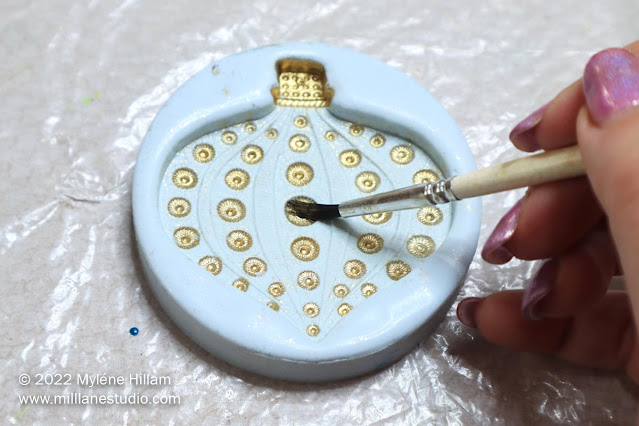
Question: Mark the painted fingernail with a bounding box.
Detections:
[584,48,639,125]
[522,261,558,320]
[456,297,483,328]
[509,102,549,152]
[481,198,525,264]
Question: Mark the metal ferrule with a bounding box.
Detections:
[338,177,458,218]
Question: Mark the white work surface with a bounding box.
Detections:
[2,1,638,424]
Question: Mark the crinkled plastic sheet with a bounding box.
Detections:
[3,0,639,424]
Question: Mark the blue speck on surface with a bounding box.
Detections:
[129,327,139,336]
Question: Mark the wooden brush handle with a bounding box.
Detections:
[450,145,585,199]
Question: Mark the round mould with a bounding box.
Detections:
[132,43,481,382]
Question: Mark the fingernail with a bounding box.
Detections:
[481,198,525,264]
[509,102,549,152]
[584,48,639,125]
[456,297,483,328]
[522,261,558,320]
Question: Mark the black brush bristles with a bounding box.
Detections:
[285,200,341,221]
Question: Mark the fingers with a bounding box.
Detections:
[577,48,639,325]
[520,227,618,320]
[510,40,639,152]
[482,177,603,263]
[509,81,582,152]
[484,42,639,265]
[457,291,639,379]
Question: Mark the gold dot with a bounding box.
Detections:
[173,227,199,249]
[224,169,250,190]
[266,128,278,139]
[370,133,386,148]
[241,145,263,165]
[221,130,237,145]
[289,134,311,152]
[199,256,222,275]
[337,303,352,316]
[333,284,349,298]
[344,260,366,279]
[217,199,246,222]
[226,230,252,252]
[339,149,361,168]
[361,283,377,297]
[285,196,316,226]
[267,301,280,311]
[193,144,215,163]
[349,124,364,136]
[355,172,380,193]
[386,260,411,281]
[244,122,256,133]
[243,257,267,277]
[357,234,384,254]
[362,212,392,225]
[390,145,415,165]
[306,324,320,336]
[407,235,436,258]
[417,206,443,226]
[325,131,337,141]
[303,302,319,318]
[413,169,439,184]
[232,278,249,292]
[294,116,308,128]
[291,237,320,261]
[268,282,285,297]
[286,163,314,186]
[297,271,319,290]
[167,198,191,217]
[172,168,197,189]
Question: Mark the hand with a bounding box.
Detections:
[456,42,639,383]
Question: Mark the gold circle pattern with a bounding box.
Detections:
[174,227,199,249]
[243,257,267,277]
[362,212,392,225]
[303,302,320,318]
[386,260,412,281]
[286,163,314,186]
[290,237,320,261]
[356,234,384,254]
[406,235,436,258]
[168,198,190,217]
[226,230,253,252]
[417,206,443,226]
[217,199,246,222]
[289,134,311,152]
[241,145,263,164]
[339,149,361,168]
[225,169,250,190]
[221,130,237,145]
[268,282,285,297]
[172,168,197,189]
[199,256,222,275]
[193,144,215,163]
[355,171,380,193]
[361,283,377,297]
[297,271,319,290]
[344,260,366,279]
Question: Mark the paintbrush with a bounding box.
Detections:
[286,145,585,221]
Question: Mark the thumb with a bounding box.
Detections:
[577,47,639,311]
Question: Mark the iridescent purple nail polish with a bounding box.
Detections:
[584,48,639,125]
[481,198,524,264]
[509,102,549,152]
[522,261,558,321]
[456,297,482,328]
